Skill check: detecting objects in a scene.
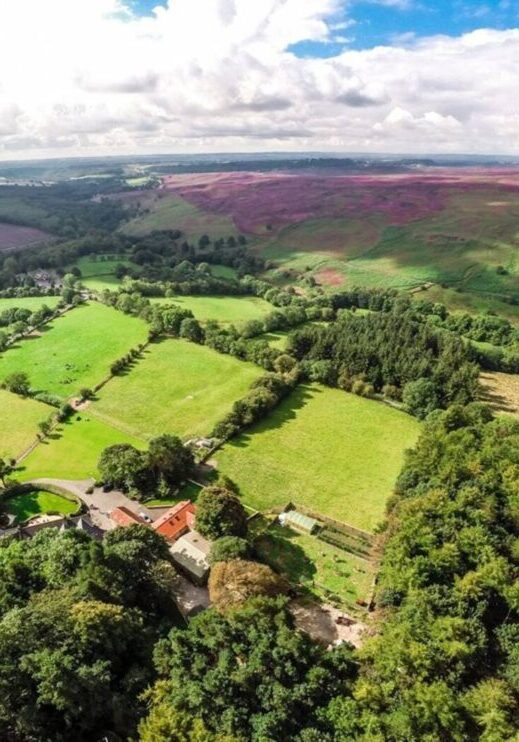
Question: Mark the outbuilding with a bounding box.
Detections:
[279,510,319,535]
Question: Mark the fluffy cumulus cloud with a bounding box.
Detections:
[0,0,518,157]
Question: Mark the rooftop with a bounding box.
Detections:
[169,529,211,582]
[109,506,145,528]
[152,500,195,542]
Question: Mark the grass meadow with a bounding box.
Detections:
[0,302,148,398]
[215,384,420,532]
[19,414,145,481]
[82,275,123,292]
[254,522,374,608]
[6,490,79,523]
[0,389,49,459]
[89,338,262,440]
[149,294,272,325]
[73,256,131,277]
[0,296,61,313]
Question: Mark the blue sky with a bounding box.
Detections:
[129,0,519,54]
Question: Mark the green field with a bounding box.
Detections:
[210,265,239,279]
[6,489,79,523]
[0,302,148,398]
[215,384,420,532]
[82,275,123,292]
[122,192,237,240]
[0,389,49,459]
[145,481,203,508]
[254,522,374,607]
[73,256,131,277]
[19,415,145,481]
[0,296,61,313]
[89,338,262,440]
[149,294,272,324]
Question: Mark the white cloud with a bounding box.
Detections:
[0,1,517,158]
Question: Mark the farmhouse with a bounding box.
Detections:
[279,510,319,535]
[151,500,196,542]
[109,506,145,528]
[169,530,211,585]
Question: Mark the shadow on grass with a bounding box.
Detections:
[228,384,318,450]
[479,386,517,414]
[254,524,317,584]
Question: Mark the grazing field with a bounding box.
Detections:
[254,522,374,608]
[0,222,52,251]
[89,338,263,440]
[0,389,49,459]
[149,294,272,324]
[215,384,420,532]
[0,295,61,312]
[6,490,79,523]
[74,255,131,277]
[19,415,145,481]
[82,275,123,292]
[121,191,237,240]
[0,302,148,398]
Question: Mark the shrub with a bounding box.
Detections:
[209,536,250,564]
[196,486,248,540]
[208,559,288,612]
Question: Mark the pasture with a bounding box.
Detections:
[0,296,61,312]
[121,191,237,240]
[254,522,374,608]
[0,389,49,459]
[215,384,420,532]
[82,275,123,292]
[89,338,262,440]
[0,302,148,398]
[73,255,131,277]
[149,294,272,324]
[6,489,79,523]
[19,415,145,481]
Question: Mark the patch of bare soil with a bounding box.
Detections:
[479,372,519,417]
[314,268,345,286]
[290,598,366,648]
[70,398,91,412]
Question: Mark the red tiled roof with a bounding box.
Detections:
[110,506,145,528]
[152,500,196,542]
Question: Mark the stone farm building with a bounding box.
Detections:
[109,499,211,585]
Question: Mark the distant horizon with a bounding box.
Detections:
[2,151,519,167]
